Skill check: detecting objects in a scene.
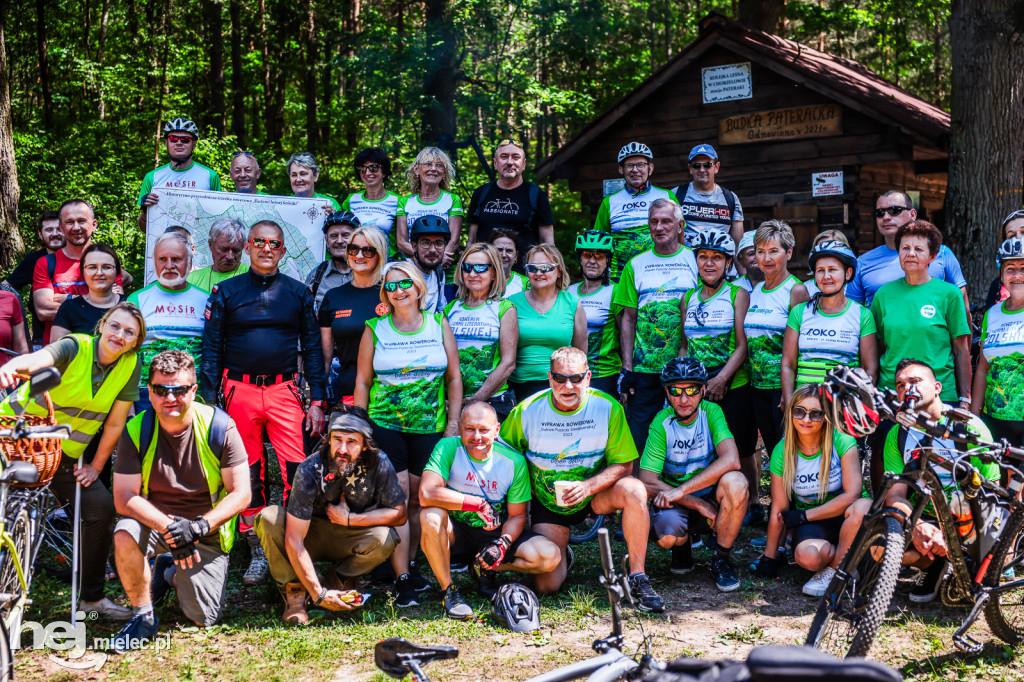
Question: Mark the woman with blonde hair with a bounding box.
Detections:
[445,243,519,418]
[394,147,464,264]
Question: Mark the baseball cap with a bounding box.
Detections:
[737,230,756,254]
[688,144,719,161]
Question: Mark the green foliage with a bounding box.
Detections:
[689,329,733,370]
[747,333,784,387]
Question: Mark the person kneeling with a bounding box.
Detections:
[638,358,748,592]
[420,401,560,620]
[751,383,862,597]
[112,351,251,653]
[255,407,406,624]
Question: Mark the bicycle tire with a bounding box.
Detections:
[0,620,10,682]
[806,513,903,658]
[568,514,605,545]
[983,507,1024,644]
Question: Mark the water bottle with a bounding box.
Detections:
[950,490,976,543]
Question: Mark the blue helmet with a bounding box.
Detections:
[808,240,857,276]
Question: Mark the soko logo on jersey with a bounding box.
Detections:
[621,201,649,211]
[805,328,837,337]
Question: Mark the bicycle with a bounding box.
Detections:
[806,366,1024,658]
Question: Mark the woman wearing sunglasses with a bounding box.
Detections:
[319,226,389,407]
[395,148,464,265]
[506,244,587,400]
[751,383,861,597]
[354,261,462,608]
[445,243,519,419]
[51,243,126,341]
[343,148,401,257]
[489,228,529,297]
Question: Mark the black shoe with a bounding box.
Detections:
[371,562,396,583]
[910,559,948,603]
[394,574,419,608]
[408,563,431,592]
[110,613,159,655]
[670,540,693,575]
[743,503,767,528]
[471,562,498,599]
[712,557,740,592]
[150,554,175,607]
[628,573,664,613]
[450,560,469,574]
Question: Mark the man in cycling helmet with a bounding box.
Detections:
[138,118,221,230]
[638,357,747,592]
[593,142,674,282]
[304,211,360,311]
[409,215,451,314]
[672,144,744,251]
[571,230,621,395]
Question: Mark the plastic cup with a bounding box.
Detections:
[553,481,572,507]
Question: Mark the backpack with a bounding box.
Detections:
[138,406,231,465]
[308,261,332,307]
[674,184,738,222]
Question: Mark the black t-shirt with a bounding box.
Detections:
[467,181,553,251]
[286,451,406,521]
[5,249,46,346]
[52,294,126,335]
[318,282,383,397]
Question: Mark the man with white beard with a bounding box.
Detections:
[128,229,210,411]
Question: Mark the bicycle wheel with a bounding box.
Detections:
[983,508,1024,644]
[34,498,74,582]
[0,505,33,647]
[0,620,10,682]
[568,514,605,545]
[806,514,903,658]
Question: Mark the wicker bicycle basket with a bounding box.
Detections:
[0,391,62,487]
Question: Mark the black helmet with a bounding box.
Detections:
[409,215,450,241]
[660,357,707,386]
[491,583,540,633]
[163,117,200,139]
[323,210,361,233]
[821,366,881,438]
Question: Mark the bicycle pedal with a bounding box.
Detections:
[952,631,983,654]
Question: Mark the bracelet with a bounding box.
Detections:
[958,396,971,404]
[313,586,328,606]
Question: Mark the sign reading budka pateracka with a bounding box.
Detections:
[701,63,753,103]
[718,104,843,145]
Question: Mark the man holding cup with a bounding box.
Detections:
[500,347,664,612]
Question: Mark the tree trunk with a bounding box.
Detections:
[230,0,245,146]
[97,0,109,119]
[0,0,24,268]
[206,0,226,136]
[737,0,785,34]
[259,0,272,145]
[35,0,53,130]
[300,0,318,152]
[421,0,457,148]
[153,13,171,167]
[945,0,1024,298]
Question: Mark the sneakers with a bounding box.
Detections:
[441,584,474,620]
[711,558,740,593]
[450,560,469,574]
[110,613,159,654]
[910,559,949,603]
[408,563,431,592]
[243,534,269,587]
[150,554,175,607]
[370,561,397,583]
[565,546,575,574]
[471,562,498,599]
[80,596,133,621]
[628,573,665,613]
[395,574,420,608]
[743,503,766,528]
[750,536,768,549]
[670,540,694,575]
[802,566,836,597]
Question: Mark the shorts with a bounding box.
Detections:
[750,386,784,455]
[530,498,594,529]
[716,382,757,458]
[371,424,442,476]
[792,515,845,546]
[650,502,716,540]
[983,414,1024,446]
[449,519,538,563]
[114,518,228,627]
[487,390,517,422]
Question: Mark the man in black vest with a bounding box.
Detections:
[674,144,744,250]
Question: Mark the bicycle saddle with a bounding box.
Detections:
[374,638,459,678]
[0,461,39,486]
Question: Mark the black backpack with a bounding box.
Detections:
[475,181,541,230]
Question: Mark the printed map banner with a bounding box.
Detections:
[144,188,327,285]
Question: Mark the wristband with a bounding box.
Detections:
[313,586,328,606]
[958,396,971,404]
[310,400,324,408]
[461,496,486,512]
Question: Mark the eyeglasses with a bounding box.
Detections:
[623,162,649,171]
[83,264,117,274]
[232,150,255,158]
[249,237,284,250]
[167,134,194,144]
[417,239,447,251]
[104,321,138,341]
[384,278,415,292]
[358,164,381,175]
[792,406,826,422]
[150,383,195,398]
[418,161,446,170]
[525,263,557,275]
[689,161,715,170]
[347,245,378,258]
[874,206,912,218]
[497,138,523,148]
[460,262,493,274]
[667,385,702,397]
[551,371,588,384]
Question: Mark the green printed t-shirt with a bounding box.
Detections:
[786,299,875,385]
[311,192,341,211]
[744,275,799,389]
[444,298,513,396]
[571,282,621,378]
[768,430,857,510]
[612,246,699,374]
[979,300,1024,420]
[343,191,400,256]
[507,290,579,383]
[871,277,970,402]
[137,161,221,206]
[593,184,674,282]
[424,437,531,527]
[127,282,209,385]
[639,402,733,498]
[186,264,250,293]
[682,283,748,389]
[366,312,449,434]
[500,389,637,515]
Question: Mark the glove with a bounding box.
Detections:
[780,509,808,529]
[190,517,211,539]
[752,554,779,578]
[171,541,197,562]
[165,516,200,547]
[617,369,637,395]
[476,536,511,570]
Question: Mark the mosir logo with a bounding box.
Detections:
[920,305,937,319]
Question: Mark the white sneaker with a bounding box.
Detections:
[802,567,836,597]
[80,596,133,621]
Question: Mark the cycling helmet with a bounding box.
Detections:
[660,357,708,386]
[691,230,735,258]
[491,583,540,633]
[617,142,653,163]
[163,118,200,139]
[409,215,450,241]
[323,210,361,233]
[575,230,613,254]
[997,237,1024,266]
[820,366,881,438]
[808,240,857,276]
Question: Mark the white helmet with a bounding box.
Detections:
[617,142,653,163]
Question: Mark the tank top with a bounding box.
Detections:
[508,290,579,382]
[571,282,621,378]
[444,298,512,396]
[745,275,798,389]
[683,283,748,388]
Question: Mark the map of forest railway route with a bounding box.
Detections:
[144,188,327,285]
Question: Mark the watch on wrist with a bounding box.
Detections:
[313,586,328,606]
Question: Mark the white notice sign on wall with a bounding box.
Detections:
[812,171,844,197]
[701,63,753,104]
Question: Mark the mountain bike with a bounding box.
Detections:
[806,367,1024,658]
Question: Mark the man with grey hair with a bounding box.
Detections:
[613,198,699,451]
[187,217,250,292]
[128,229,210,411]
[229,151,262,194]
[305,211,359,311]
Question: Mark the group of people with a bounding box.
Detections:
[0,120,1022,653]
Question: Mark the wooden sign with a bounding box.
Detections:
[718,104,842,145]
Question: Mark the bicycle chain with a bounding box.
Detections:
[939,573,972,607]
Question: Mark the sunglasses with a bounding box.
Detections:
[497,138,523,148]
[689,161,715,170]
[347,245,378,258]
[150,383,195,398]
[551,371,588,384]
[461,262,493,274]
[167,134,194,144]
[667,385,702,397]
[525,263,557,275]
[792,406,826,422]
[384,278,415,292]
[232,150,255,158]
[358,164,382,175]
[874,206,912,218]
[249,237,284,250]
[579,251,608,261]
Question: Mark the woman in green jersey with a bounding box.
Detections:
[751,384,861,598]
[446,243,519,419]
[571,231,620,396]
[394,147,464,265]
[489,228,529,297]
[343,148,401,255]
[287,152,339,211]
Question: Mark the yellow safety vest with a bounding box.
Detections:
[0,334,136,459]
